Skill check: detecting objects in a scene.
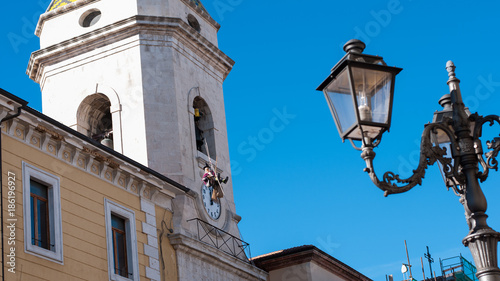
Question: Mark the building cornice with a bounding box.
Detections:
[27,15,234,84]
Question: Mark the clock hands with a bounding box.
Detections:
[209,186,214,205]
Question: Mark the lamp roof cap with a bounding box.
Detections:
[343,39,366,54]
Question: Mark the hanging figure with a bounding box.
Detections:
[202,165,228,201]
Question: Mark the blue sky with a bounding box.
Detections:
[3,0,500,280]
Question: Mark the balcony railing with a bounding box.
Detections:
[187,218,251,263]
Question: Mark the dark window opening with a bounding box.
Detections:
[187,14,201,32]
[194,108,204,152]
[93,107,113,145]
[112,214,130,278]
[193,97,216,158]
[82,10,101,28]
[30,180,51,250]
[77,94,113,148]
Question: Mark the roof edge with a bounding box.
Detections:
[252,245,372,281]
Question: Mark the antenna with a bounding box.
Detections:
[424,246,435,279]
[405,240,413,280]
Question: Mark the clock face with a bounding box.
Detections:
[201,185,221,219]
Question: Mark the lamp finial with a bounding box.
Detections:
[343,39,366,54]
[446,61,456,78]
[446,60,462,102]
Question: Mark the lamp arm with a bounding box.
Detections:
[349,133,384,151]
[472,114,500,178]
[361,123,460,196]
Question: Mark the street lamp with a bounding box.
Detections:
[317,39,500,281]
[317,39,401,147]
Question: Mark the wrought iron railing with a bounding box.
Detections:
[187,218,251,263]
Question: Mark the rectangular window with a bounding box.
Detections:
[23,162,63,264]
[30,180,50,250]
[105,199,139,281]
[112,215,128,277]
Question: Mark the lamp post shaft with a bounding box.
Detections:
[447,61,500,281]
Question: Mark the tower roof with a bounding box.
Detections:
[47,0,79,12]
[46,0,207,13]
[190,0,207,13]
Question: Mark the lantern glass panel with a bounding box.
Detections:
[324,68,356,136]
[351,67,393,124]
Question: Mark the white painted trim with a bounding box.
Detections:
[22,162,64,264]
[104,199,140,281]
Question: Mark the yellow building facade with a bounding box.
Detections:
[0,90,186,280]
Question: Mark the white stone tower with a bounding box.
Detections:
[27,0,260,279]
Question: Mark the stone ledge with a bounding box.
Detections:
[28,16,234,83]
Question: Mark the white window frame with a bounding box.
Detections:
[22,162,64,264]
[104,199,140,281]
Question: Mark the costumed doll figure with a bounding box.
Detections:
[202,166,228,201]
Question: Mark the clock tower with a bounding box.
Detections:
[27,0,260,279]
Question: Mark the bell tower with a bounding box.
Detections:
[27,1,258,279]
[28,0,233,179]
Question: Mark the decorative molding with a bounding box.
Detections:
[8,119,19,135]
[36,125,65,141]
[82,146,120,168]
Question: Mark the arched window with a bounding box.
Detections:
[193,97,216,158]
[77,94,114,148]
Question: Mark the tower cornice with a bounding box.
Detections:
[27,15,234,84]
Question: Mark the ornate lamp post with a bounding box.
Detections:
[317,39,500,281]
